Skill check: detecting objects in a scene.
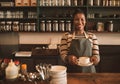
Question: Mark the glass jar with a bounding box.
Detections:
[94,0,101,6]
[48,0,51,6]
[58,0,64,6]
[65,20,71,31]
[6,21,12,31]
[0,21,6,31]
[65,0,71,6]
[0,11,4,18]
[107,21,113,32]
[96,22,104,32]
[40,0,44,6]
[78,0,84,6]
[73,0,77,6]
[53,0,58,6]
[12,21,19,31]
[24,23,28,31]
[40,20,45,31]
[6,11,12,18]
[53,20,58,32]
[46,20,51,32]
[59,20,65,31]
[19,23,24,31]
[88,0,93,6]
[30,23,36,32]
[27,23,31,31]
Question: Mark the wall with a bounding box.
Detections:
[0,32,19,57]
[19,32,120,45]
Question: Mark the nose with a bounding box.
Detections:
[78,19,82,25]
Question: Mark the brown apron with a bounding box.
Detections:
[67,32,96,73]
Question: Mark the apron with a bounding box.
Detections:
[66,32,96,73]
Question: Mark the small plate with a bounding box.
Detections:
[77,62,93,67]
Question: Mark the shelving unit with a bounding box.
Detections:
[87,6,120,32]
[0,0,120,32]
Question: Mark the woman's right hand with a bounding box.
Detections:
[68,55,78,65]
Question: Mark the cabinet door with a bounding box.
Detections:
[97,45,120,73]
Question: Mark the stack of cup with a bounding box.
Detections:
[50,65,67,84]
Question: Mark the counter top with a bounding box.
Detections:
[67,73,120,84]
[1,73,120,84]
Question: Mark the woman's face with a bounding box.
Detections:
[73,13,86,31]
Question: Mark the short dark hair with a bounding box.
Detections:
[73,9,85,18]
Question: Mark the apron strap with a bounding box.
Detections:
[72,31,88,39]
[84,31,88,38]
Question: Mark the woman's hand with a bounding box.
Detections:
[67,55,78,65]
[90,56,99,65]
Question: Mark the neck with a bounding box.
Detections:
[75,30,85,35]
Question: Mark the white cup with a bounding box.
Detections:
[77,57,90,65]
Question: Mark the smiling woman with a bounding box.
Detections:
[59,9,100,73]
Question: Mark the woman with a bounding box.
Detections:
[59,9,100,73]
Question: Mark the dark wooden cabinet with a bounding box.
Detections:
[96,45,120,73]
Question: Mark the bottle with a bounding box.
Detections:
[5,59,19,79]
[94,0,100,6]
[21,64,27,75]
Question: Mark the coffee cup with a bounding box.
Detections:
[77,57,91,65]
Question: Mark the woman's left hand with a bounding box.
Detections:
[90,56,99,65]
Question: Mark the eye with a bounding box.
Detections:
[81,18,85,21]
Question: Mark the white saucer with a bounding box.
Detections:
[77,62,93,67]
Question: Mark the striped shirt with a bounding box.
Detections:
[59,32,100,62]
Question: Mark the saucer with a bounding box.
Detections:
[77,62,93,66]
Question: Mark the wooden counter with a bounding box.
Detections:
[1,73,120,84]
[67,73,120,84]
